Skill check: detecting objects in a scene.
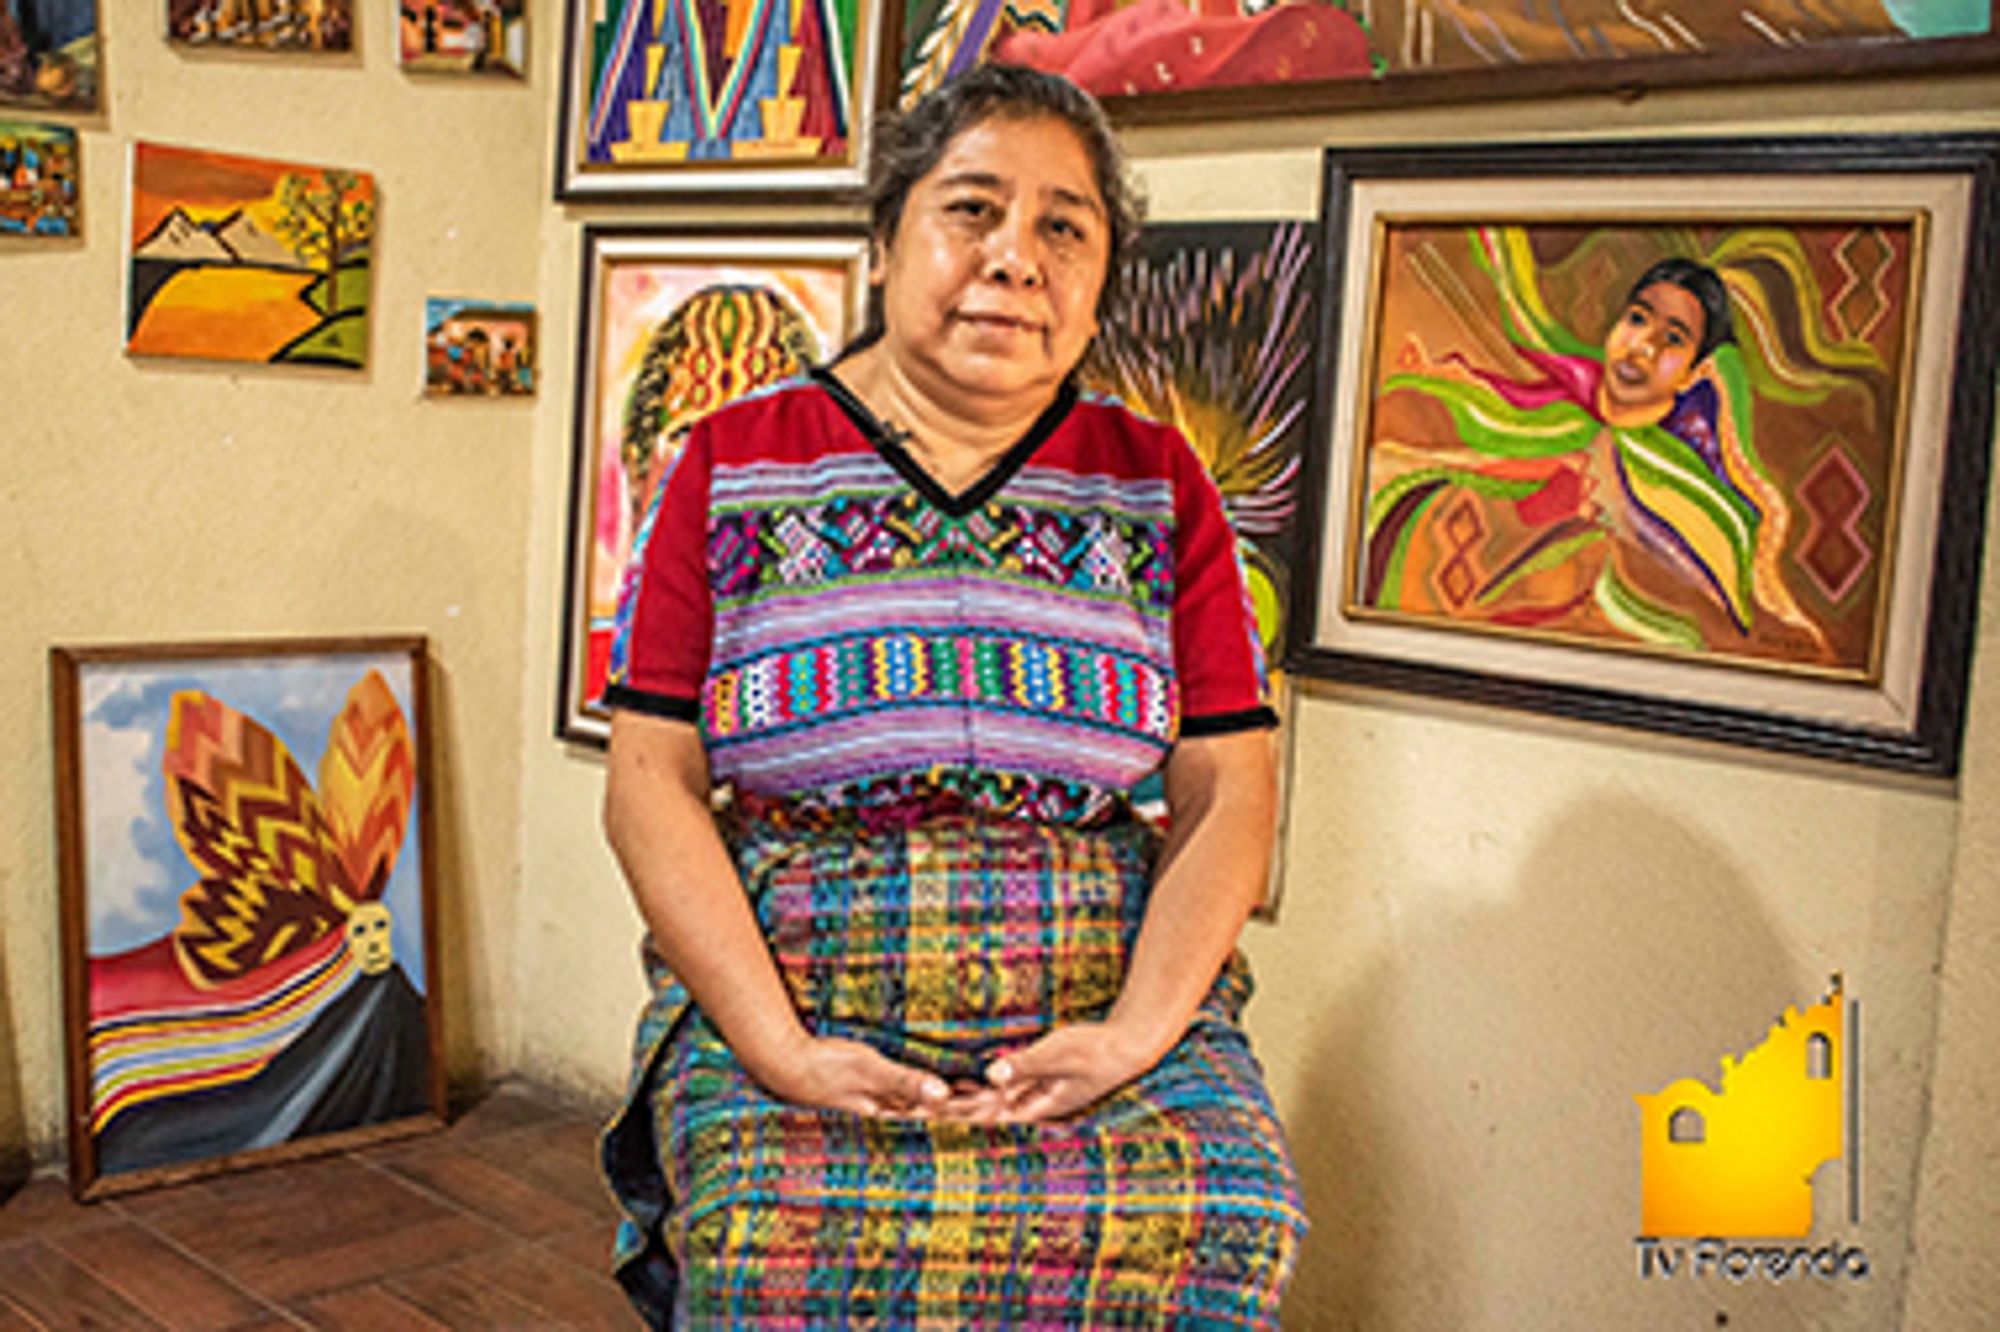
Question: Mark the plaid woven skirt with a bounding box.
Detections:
[602,810,1306,1328]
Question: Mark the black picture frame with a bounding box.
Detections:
[1289,135,2000,775]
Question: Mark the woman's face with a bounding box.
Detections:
[871,113,1111,413]
[1600,279,1708,423]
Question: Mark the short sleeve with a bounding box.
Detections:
[600,424,714,722]
[1169,435,1277,738]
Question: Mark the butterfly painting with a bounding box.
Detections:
[54,640,441,1197]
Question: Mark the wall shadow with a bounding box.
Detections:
[1284,793,1812,1329]
[0,942,30,1200]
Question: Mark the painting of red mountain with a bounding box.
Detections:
[126,141,374,369]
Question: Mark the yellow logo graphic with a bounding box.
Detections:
[1634,978,1847,1238]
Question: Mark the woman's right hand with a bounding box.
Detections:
[753,1033,952,1119]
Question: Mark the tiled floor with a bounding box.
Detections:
[0,1083,641,1329]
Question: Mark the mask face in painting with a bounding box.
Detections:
[346,903,395,975]
[1599,280,1708,424]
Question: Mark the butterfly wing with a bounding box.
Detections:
[162,691,351,988]
[317,669,415,904]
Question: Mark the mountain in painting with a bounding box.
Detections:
[134,206,304,268]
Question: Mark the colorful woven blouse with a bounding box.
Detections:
[604,366,1276,820]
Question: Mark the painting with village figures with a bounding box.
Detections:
[424,298,535,396]
[168,0,354,50]
[0,117,77,236]
[399,0,524,75]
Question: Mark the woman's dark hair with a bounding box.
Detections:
[1625,257,1735,364]
[863,63,1143,328]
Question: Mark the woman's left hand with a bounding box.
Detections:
[950,1021,1160,1123]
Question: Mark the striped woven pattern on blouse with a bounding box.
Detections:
[700,450,1181,804]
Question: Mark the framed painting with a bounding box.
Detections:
[424,296,536,396]
[0,118,78,236]
[1078,218,1320,913]
[891,2,1999,124]
[167,0,353,49]
[50,637,444,1199]
[558,225,871,745]
[400,0,525,75]
[554,0,886,199]
[1292,136,2000,775]
[126,141,375,370]
[0,0,97,110]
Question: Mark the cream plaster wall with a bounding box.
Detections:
[512,70,2000,1328]
[0,3,550,1166]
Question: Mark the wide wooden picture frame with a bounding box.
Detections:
[1292,136,2000,775]
[51,637,445,1199]
[554,0,886,200]
[558,225,872,746]
[890,4,2000,125]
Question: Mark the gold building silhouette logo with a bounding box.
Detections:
[1634,978,1849,1238]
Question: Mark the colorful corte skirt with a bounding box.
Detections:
[601,808,1306,1327]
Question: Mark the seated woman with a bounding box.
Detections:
[599,62,1307,1326]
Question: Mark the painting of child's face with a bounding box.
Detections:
[1599,280,1707,424]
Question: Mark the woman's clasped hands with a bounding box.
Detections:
[756,1022,1158,1125]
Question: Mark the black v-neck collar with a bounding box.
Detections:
[811,364,1077,518]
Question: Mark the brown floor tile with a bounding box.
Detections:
[47,1221,277,1331]
[143,1156,506,1305]
[291,1283,452,1331]
[0,1174,119,1245]
[381,1250,571,1328]
[0,1239,164,1329]
[540,1220,616,1276]
[366,1147,597,1240]
[444,1243,642,1326]
[445,1084,577,1141]
[461,1120,619,1222]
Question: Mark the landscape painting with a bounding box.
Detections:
[167,0,353,50]
[556,0,883,196]
[0,117,77,236]
[399,0,525,75]
[896,0,1992,110]
[52,639,444,1198]
[0,0,96,110]
[425,297,535,396]
[127,142,375,370]
[560,228,868,743]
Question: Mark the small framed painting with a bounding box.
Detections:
[399,0,525,75]
[424,297,535,396]
[168,0,354,50]
[558,224,871,745]
[553,0,886,199]
[1292,136,2000,775]
[0,0,98,110]
[0,118,80,237]
[51,637,445,1199]
[126,141,375,371]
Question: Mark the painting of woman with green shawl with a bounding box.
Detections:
[1356,220,1909,677]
